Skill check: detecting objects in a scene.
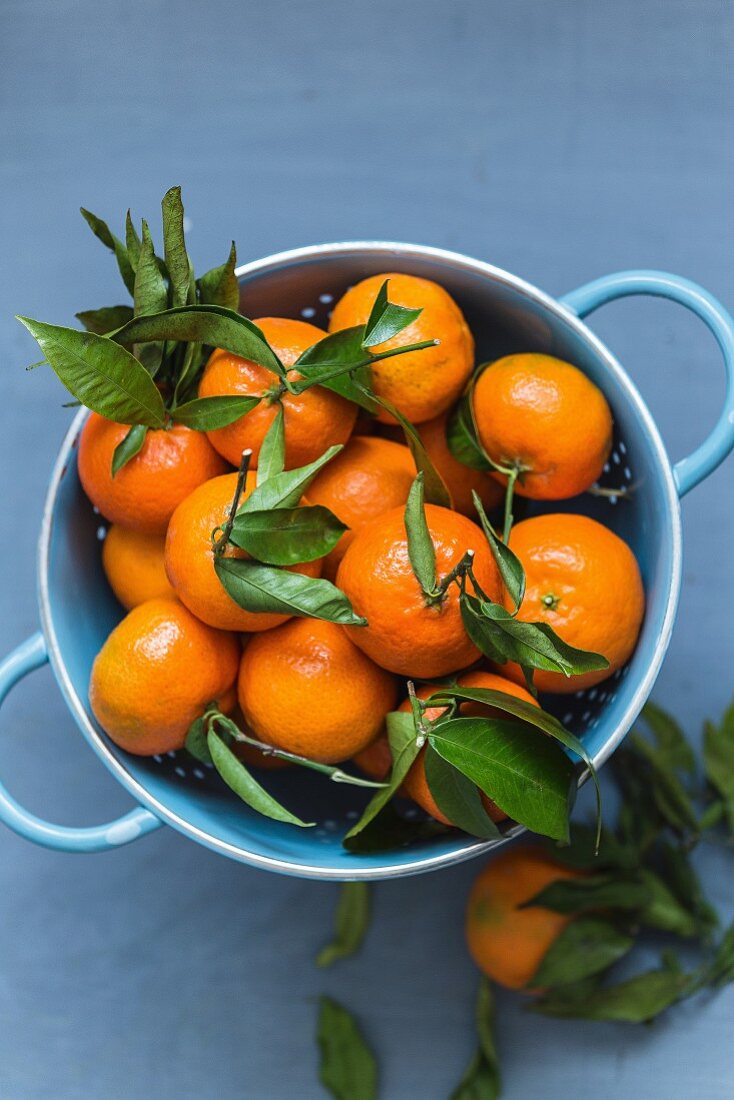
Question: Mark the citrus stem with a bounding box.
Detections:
[502,466,519,543]
[407,680,429,746]
[432,549,475,604]
[212,449,252,555]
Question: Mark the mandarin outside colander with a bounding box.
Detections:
[1,242,733,880]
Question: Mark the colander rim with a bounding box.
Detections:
[35,241,683,880]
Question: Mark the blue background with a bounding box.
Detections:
[2,1,734,1096]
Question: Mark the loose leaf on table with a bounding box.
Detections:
[229,505,347,565]
[344,711,422,841]
[198,241,240,311]
[705,921,734,988]
[293,327,376,410]
[110,305,284,377]
[257,404,285,485]
[76,305,134,335]
[523,873,649,915]
[546,823,637,873]
[703,703,734,834]
[450,978,501,1100]
[446,391,491,471]
[472,492,525,611]
[404,473,437,598]
[214,557,366,625]
[171,394,260,430]
[357,383,452,508]
[111,423,148,476]
[641,701,696,774]
[207,730,314,827]
[317,997,378,1100]
[628,732,699,835]
[530,917,634,989]
[613,748,668,855]
[80,207,136,295]
[428,685,602,845]
[429,716,576,842]
[531,967,693,1023]
[424,745,501,839]
[316,882,371,968]
[637,868,698,938]
[161,186,190,308]
[17,317,166,426]
[240,445,342,513]
[659,842,718,941]
[362,279,422,347]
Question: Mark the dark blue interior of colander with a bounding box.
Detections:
[43,248,677,873]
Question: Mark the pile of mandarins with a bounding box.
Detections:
[79,268,643,834]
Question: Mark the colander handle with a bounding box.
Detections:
[0,632,163,852]
[560,270,734,497]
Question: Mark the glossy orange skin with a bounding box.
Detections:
[306,435,416,578]
[199,317,357,468]
[337,504,502,678]
[78,413,228,534]
[466,846,582,990]
[352,670,539,825]
[102,525,176,610]
[89,598,240,756]
[472,354,613,500]
[165,472,322,632]
[328,273,474,424]
[238,618,398,763]
[418,412,504,517]
[502,513,645,693]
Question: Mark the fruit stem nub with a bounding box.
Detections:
[212,448,252,555]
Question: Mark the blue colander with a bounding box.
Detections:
[2,243,733,880]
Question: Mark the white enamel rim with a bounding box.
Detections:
[36,241,683,880]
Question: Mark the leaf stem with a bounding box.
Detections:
[502,466,519,543]
[290,338,438,394]
[212,449,252,555]
[433,549,475,603]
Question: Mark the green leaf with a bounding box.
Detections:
[257,404,286,485]
[185,716,212,764]
[461,595,608,678]
[641,701,696,774]
[429,716,576,842]
[545,823,638,873]
[703,704,734,835]
[240,445,342,513]
[76,305,134,335]
[316,882,371,968]
[111,305,283,377]
[214,557,365,625]
[161,186,190,309]
[111,423,147,476]
[705,921,734,988]
[17,317,166,427]
[450,979,501,1100]
[532,967,693,1022]
[134,219,169,317]
[360,387,451,508]
[172,394,260,430]
[423,745,501,838]
[531,917,634,988]
[524,873,650,914]
[362,278,422,347]
[404,473,437,598]
[637,868,698,938]
[428,685,602,847]
[342,800,448,852]
[472,492,525,611]
[446,391,491,471]
[317,997,378,1100]
[294,327,376,410]
[228,505,347,565]
[659,842,719,941]
[344,711,422,840]
[207,730,314,826]
[125,211,141,271]
[198,241,240,311]
[629,732,699,834]
[80,207,135,296]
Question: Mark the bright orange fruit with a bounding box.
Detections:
[102,525,175,610]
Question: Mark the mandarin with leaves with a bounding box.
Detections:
[164,471,322,632]
[78,413,228,534]
[102,525,175,610]
[89,597,240,756]
[472,353,613,500]
[199,317,357,469]
[466,846,584,990]
[337,504,502,678]
[305,435,416,578]
[237,618,398,763]
[502,513,645,693]
[328,273,474,424]
[418,412,504,517]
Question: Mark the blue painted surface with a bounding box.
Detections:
[2,1,734,1096]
